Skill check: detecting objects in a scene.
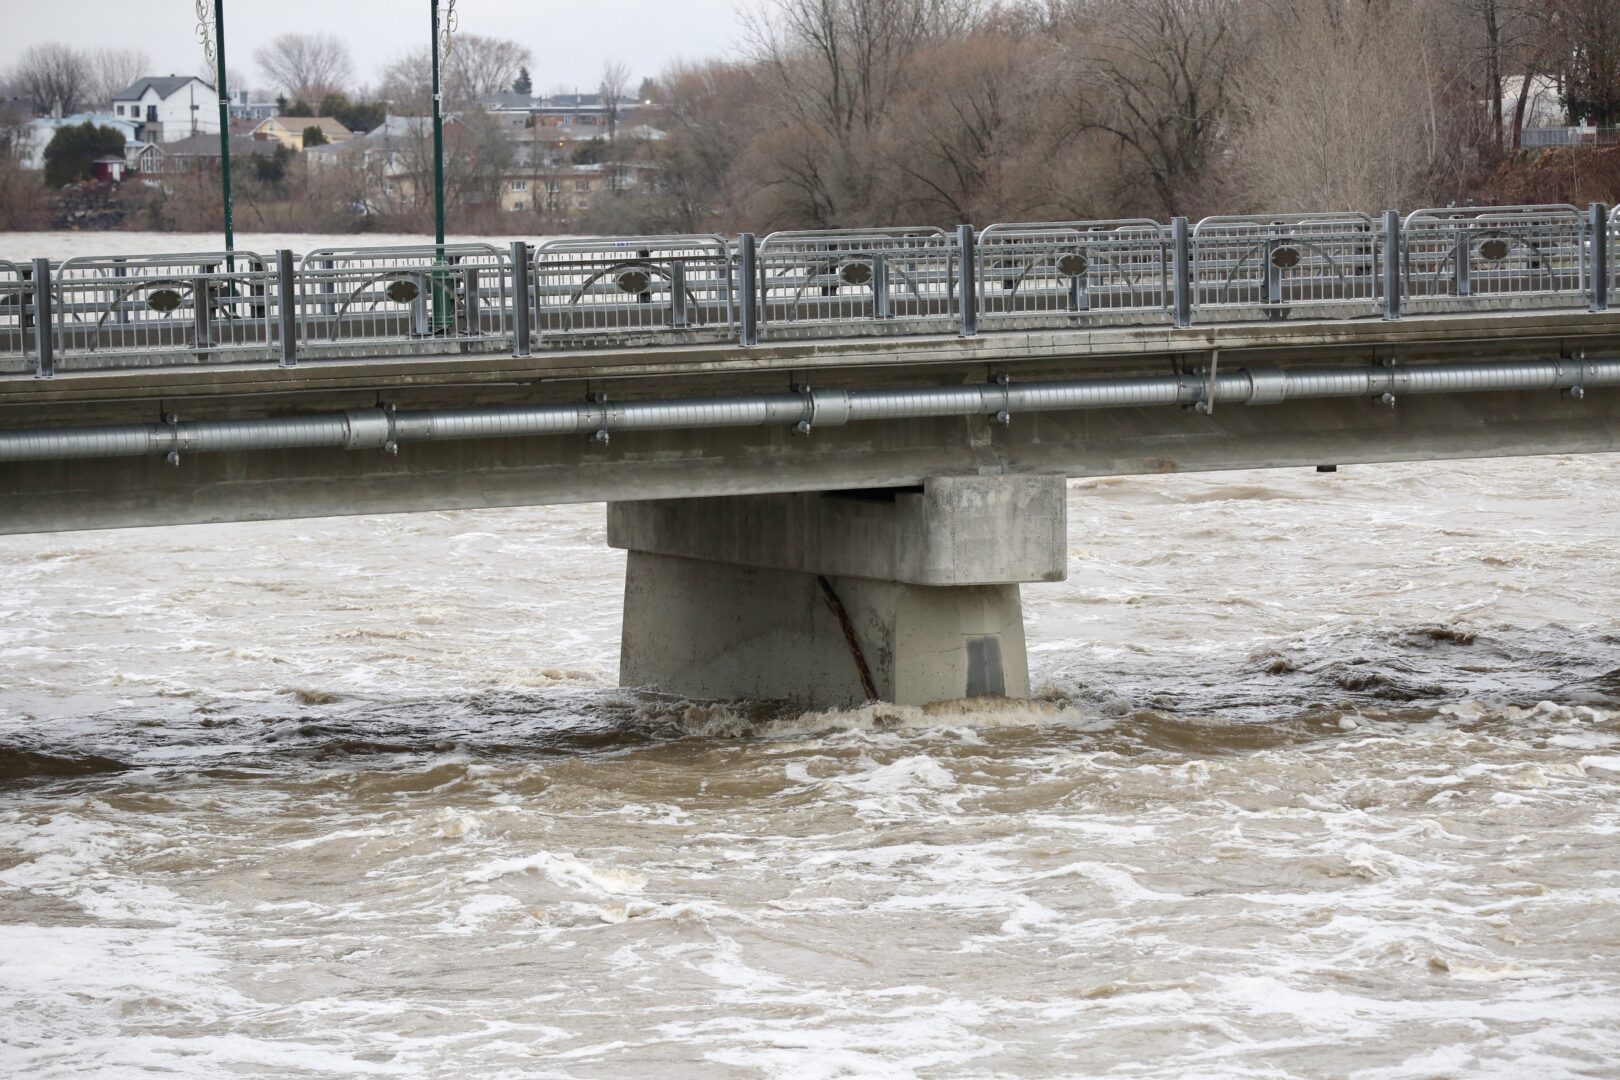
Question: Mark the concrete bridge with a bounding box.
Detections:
[3,204,1617,707]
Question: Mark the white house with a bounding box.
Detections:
[111,75,219,144]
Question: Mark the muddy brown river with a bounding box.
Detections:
[3,455,1619,1078]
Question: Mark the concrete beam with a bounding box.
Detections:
[605,475,1067,586]
[3,386,1617,535]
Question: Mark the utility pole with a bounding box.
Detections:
[196,0,234,264]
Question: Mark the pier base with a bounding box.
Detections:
[608,476,1066,709]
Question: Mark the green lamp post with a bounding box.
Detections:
[430,0,456,332]
[196,0,234,267]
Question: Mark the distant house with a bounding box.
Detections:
[157,133,277,174]
[484,93,652,135]
[111,75,218,143]
[124,141,165,174]
[91,155,125,183]
[1502,74,1566,134]
[252,115,353,151]
[21,114,140,170]
[228,90,279,123]
[305,115,466,210]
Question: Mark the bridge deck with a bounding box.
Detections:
[3,308,1617,411]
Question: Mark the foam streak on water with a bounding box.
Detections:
[3,458,1620,1078]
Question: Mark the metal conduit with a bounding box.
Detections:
[1,358,1615,463]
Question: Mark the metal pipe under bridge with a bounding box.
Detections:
[2,202,1617,708]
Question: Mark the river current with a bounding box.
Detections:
[3,447,1620,1073]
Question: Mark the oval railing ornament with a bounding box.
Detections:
[838,261,873,286]
[385,279,420,303]
[1269,245,1301,270]
[148,289,182,313]
[615,269,651,294]
[1056,252,1089,277]
[1478,238,1511,262]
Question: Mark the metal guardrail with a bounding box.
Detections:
[297,244,511,358]
[756,228,955,339]
[1,203,1612,377]
[51,252,278,366]
[1520,126,1620,149]
[0,260,24,364]
[534,235,734,346]
[977,220,1169,327]
[1402,205,1587,311]
[1192,214,1379,320]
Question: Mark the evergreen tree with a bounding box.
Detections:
[302,124,327,147]
[42,121,124,188]
[512,66,533,96]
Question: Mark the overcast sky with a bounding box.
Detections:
[0,0,754,97]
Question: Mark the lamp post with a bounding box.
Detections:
[430,0,456,331]
[195,0,233,265]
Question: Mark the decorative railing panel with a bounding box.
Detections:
[297,244,512,358]
[977,220,1170,327]
[1402,205,1587,310]
[534,235,734,346]
[1192,214,1379,320]
[50,252,277,365]
[756,228,955,339]
[0,261,24,366]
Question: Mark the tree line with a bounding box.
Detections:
[613,0,1620,236]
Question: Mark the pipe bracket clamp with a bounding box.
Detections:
[343,408,392,450]
[807,388,851,428]
[1244,367,1288,406]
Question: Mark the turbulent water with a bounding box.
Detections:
[3,459,1620,1079]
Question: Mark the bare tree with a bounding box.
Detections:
[376,35,532,113]
[1231,0,1467,212]
[376,49,433,114]
[446,35,534,103]
[86,48,151,108]
[254,33,353,103]
[875,31,1046,223]
[1047,0,1248,218]
[12,43,92,116]
[600,59,630,142]
[744,0,980,225]
[646,60,772,231]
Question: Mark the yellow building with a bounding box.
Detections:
[251,115,354,151]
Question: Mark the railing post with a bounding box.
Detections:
[193,268,213,361]
[871,253,890,319]
[113,257,129,325]
[1262,235,1282,306]
[1382,209,1402,321]
[276,249,297,367]
[30,258,53,379]
[1591,203,1609,313]
[738,232,758,347]
[509,241,531,356]
[464,266,481,337]
[1171,216,1191,328]
[956,223,978,337]
[670,258,688,329]
[1454,228,1471,297]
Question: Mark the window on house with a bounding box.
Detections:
[575,180,591,192]
[115,105,123,116]
[146,105,157,122]
[510,179,527,192]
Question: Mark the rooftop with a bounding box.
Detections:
[112,75,212,101]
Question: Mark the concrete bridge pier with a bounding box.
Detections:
[607,476,1068,709]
